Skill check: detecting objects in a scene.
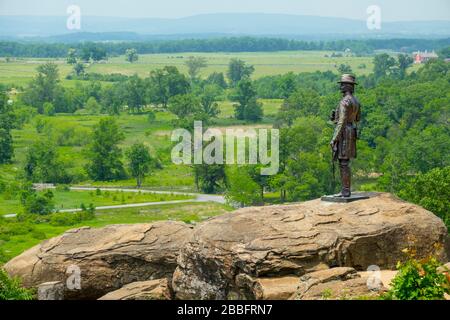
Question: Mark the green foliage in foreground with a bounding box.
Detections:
[0,268,34,300]
[382,252,450,300]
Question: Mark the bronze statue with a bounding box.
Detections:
[330,74,361,198]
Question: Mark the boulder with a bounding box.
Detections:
[293,267,385,300]
[234,274,300,300]
[98,279,171,300]
[4,221,192,299]
[172,193,448,299]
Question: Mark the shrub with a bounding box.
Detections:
[0,268,34,300]
[49,204,95,226]
[21,188,55,215]
[382,250,450,300]
[49,212,78,226]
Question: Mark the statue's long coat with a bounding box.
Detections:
[332,94,361,160]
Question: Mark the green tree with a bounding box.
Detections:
[205,72,227,89]
[87,118,126,181]
[22,63,61,113]
[397,54,414,79]
[80,45,106,62]
[227,59,254,87]
[194,164,226,194]
[398,167,450,231]
[80,46,92,62]
[168,93,201,119]
[373,53,397,78]
[21,188,55,216]
[0,90,14,163]
[148,66,190,108]
[276,88,321,127]
[337,63,353,74]
[277,117,334,201]
[199,84,220,118]
[126,143,153,188]
[100,84,124,115]
[278,72,297,99]
[124,75,146,113]
[84,97,101,114]
[225,166,262,207]
[0,128,13,164]
[185,56,207,81]
[24,140,70,183]
[438,46,450,59]
[232,79,263,122]
[125,48,139,63]
[66,48,77,65]
[73,62,85,76]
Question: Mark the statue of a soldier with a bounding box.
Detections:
[330,74,361,198]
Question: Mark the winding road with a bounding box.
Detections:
[2,186,226,218]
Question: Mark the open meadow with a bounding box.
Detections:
[0,50,381,86]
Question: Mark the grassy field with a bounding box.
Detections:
[92,51,376,78]
[0,51,380,86]
[0,201,232,261]
[1,97,281,193]
[0,189,194,215]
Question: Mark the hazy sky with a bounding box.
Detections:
[1,0,449,21]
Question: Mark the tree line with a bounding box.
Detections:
[1,37,450,58]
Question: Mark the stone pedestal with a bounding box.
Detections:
[38,281,65,300]
[321,192,377,203]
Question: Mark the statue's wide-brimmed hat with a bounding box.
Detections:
[338,74,358,85]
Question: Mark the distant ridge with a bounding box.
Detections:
[1,13,449,40]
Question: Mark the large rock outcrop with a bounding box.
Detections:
[4,221,192,299]
[172,193,448,299]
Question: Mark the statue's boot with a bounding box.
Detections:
[339,159,351,197]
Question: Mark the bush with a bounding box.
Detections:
[21,189,55,215]
[49,212,78,226]
[49,204,95,226]
[382,250,450,300]
[0,268,34,300]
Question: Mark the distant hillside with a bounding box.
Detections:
[1,13,450,40]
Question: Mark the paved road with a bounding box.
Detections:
[3,186,226,218]
[68,186,226,204]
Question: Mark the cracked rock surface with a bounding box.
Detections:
[4,221,192,299]
[172,193,448,299]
